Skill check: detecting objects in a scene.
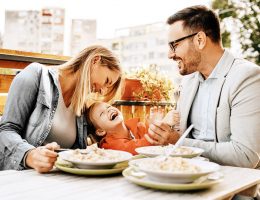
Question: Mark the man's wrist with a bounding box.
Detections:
[169,130,180,144]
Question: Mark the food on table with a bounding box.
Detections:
[67,144,129,163]
[139,157,201,173]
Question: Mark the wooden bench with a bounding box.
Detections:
[0,49,70,114]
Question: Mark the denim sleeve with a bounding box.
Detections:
[0,63,42,170]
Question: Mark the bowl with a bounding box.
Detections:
[59,149,132,169]
[129,157,220,183]
[135,145,204,158]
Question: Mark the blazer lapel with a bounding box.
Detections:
[211,77,226,141]
[211,51,236,141]
[180,73,200,132]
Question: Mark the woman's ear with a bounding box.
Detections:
[92,56,101,65]
[95,129,106,136]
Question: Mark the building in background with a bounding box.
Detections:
[2,10,177,78]
[3,10,41,52]
[3,8,65,55]
[40,8,65,55]
[98,22,176,76]
[0,33,2,48]
[70,19,97,55]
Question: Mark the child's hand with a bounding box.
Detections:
[147,106,165,124]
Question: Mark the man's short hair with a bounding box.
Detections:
[167,5,221,43]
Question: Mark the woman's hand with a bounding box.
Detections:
[145,120,180,145]
[26,142,60,173]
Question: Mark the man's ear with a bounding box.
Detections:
[196,31,207,50]
[95,129,106,136]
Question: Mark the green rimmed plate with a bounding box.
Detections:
[55,159,128,176]
[122,167,222,191]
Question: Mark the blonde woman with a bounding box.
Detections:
[0,45,122,172]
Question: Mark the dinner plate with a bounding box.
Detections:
[135,146,204,158]
[129,157,220,183]
[55,160,128,176]
[123,167,222,191]
[58,149,133,169]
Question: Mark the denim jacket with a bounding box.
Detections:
[0,63,88,170]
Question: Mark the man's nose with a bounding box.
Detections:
[168,49,176,59]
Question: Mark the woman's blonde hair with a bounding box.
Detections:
[59,45,122,116]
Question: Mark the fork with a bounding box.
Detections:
[173,86,181,110]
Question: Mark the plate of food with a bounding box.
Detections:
[135,145,204,158]
[129,157,220,183]
[58,145,133,169]
[55,158,128,175]
[122,167,222,191]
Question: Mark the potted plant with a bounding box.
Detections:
[121,66,174,103]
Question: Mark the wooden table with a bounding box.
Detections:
[0,166,259,200]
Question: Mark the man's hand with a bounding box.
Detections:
[145,120,180,145]
[26,142,60,173]
[163,109,180,127]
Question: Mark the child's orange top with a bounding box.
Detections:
[99,118,152,155]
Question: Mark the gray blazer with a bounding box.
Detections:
[0,63,88,170]
[180,51,260,168]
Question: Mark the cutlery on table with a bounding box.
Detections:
[164,124,194,158]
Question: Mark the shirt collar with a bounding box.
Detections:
[198,50,231,82]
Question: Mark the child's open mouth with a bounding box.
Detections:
[110,111,118,121]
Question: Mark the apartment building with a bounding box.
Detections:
[3,10,41,52]
[0,33,2,48]
[70,19,97,55]
[41,8,65,55]
[3,8,65,55]
[98,22,176,75]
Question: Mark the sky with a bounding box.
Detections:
[0,0,211,39]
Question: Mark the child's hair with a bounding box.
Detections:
[85,102,103,146]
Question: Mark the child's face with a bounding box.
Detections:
[90,102,124,131]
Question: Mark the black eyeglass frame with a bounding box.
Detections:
[168,32,198,52]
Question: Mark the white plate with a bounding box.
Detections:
[135,146,204,158]
[123,167,222,191]
[59,149,132,169]
[55,161,128,175]
[129,157,220,183]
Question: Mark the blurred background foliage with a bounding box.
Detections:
[212,0,260,65]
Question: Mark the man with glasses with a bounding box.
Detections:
[145,5,260,170]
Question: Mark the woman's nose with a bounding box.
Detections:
[100,87,108,95]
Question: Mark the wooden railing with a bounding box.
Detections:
[0,49,70,114]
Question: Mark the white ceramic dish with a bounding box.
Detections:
[59,149,132,169]
[129,157,220,183]
[123,167,223,191]
[135,146,204,158]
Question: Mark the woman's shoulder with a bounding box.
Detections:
[23,62,45,73]
[12,63,47,89]
[16,63,46,80]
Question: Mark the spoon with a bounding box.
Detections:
[193,172,224,184]
[164,124,194,157]
[55,148,89,154]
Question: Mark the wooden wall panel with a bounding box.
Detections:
[0,60,30,69]
[0,94,7,114]
[0,74,15,93]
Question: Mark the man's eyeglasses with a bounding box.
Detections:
[168,32,198,52]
